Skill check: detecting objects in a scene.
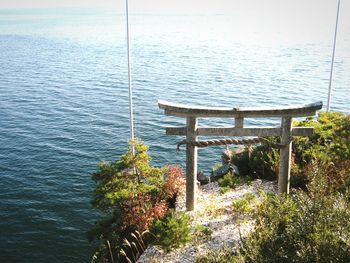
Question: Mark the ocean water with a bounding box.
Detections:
[0,7,349,263]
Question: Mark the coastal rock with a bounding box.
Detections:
[197,171,209,185]
[210,164,239,182]
[137,179,277,263]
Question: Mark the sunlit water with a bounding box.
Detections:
[0,8,349,263]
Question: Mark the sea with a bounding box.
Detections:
[0,7,349,263]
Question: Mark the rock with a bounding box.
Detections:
[137,179,278,263]
[221,149,232,164]
[210,164,239,182]
[197,171,209,185]
[232,165,239,176]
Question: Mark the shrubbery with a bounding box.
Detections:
[218,172,241,193]
[88,141,185,262]
[151,211,192,252]
[218,171,253,193]
[230,112,349,188]
[198,112,350,263]
[231,142,280,181]
[291,112,350,187]
[237,159,350,263]
[193,224,213,243]
[232,193,256,215]
[198,159,350,263]
[196,248,237,263]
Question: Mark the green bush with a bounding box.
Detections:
[231,141,280,181]
[151,211,192,252]
[202,112,350,262]
[293,112,350,164]
[240,172,350,262]
[218,172,253,193]
[291,112,350,187]
[199,160,350,263]
[196,248,239,263]
[218,172,241,192]
[88,140,185,262]
[230,112,349,187]
[232,193,256,215]
[232,198,250,214]
[194,224,213,242]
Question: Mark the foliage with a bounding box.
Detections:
[232,193,256,215]
[291,112,350,187]
[196,247,240,263]
[229,112,349,187]
[211,163,223,175]
[193,224,213,242]
[293,112,350,164]
[199,159,350,263]
[151,211,192,252]
[88,140,185,262]
[120,194,168,232]
[231,140,280,181]
[118,230,149,263]
[161,165,186,208]
[232,198,251,215]
[242,192,255,202]
[239,161,350,263]
[218,172,253,193]
[218,172,241,193]
[200,194,227,217]
[199,112,350,262]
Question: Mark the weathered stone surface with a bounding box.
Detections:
[232,165,239,176]
[210,164,239,182]
[221,149,232,164]
[137,180,278,263]
[197,171,209,185]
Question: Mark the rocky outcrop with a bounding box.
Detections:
[137,179,277,263]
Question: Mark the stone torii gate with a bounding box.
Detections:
[158,100,323,211]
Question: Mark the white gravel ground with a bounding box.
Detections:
[137,179,277,263]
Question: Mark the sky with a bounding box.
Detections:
[0,0,348,46]
[1,0,348,26]
[0,0,346,15]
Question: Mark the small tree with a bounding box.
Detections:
[88,140,185,262]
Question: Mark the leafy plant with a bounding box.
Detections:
[196,247,239,263]
[200,194,227,217]
[201,112,350,262]
[194,224,213,242]
[232,193,256,215]
[161,165,186,208]
[88,140,185,262]
[293,112,350,164]
[211,163,223,175]
[240,170,350,262]
[230,139,280,181]
[232,198,251,214]
[228,112,349,188]
[218,172,253,193]
[151,211,192,252]
[199,159,350,263]
[290,112,350,188]
[218,172,240,192]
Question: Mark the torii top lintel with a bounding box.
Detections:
[158,100,323,118]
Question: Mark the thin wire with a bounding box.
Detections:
[125,0,135,154]
[327,0,341,112]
